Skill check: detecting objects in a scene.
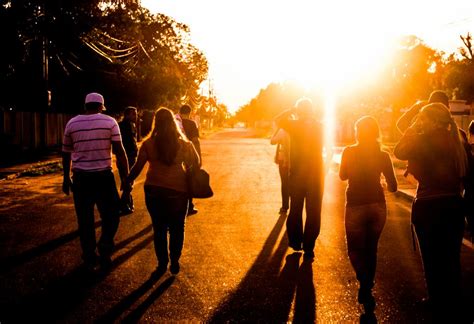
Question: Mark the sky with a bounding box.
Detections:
[141,0,473,113]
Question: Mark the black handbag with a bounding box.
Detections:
[187,167,213,198]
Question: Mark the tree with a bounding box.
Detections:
[444,33,474,102]
[0,1,208,113]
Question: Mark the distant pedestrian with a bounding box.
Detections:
[119,106,139,214]
[179,104,201,216]
[119,106,139,167]
[124,107,199,275]
[394,103,467,319]
[463,121,474,242]
[62,92,129,273]
[274,97,325,260]
[270,125,290,214]
[339,116,397,311]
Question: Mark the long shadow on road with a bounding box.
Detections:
[0,221,102,274]
[208,213,317,323]
[1,226,154,323]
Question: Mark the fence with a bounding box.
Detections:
[1,111,73,153]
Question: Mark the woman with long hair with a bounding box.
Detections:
[125,107,199,275]
[339,116,397,311]
[394,103,467,318]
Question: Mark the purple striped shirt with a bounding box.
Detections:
[62,113,121,171]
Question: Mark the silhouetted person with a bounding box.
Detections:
[464,121,474,242]
[179,104,201,215]
[119,106,138,214]
[275,97,325,259]
[124,108,199,275]
[270,125,290,214]
[119,106,139,166]
[62,92,129,272]
[339,116,397,311]
[394,103,467,320]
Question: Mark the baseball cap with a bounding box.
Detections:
[85,92,105,105]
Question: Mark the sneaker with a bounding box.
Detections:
[187,209,198,216]
[170,261,180,275]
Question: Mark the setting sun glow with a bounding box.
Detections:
[142,0,473,113]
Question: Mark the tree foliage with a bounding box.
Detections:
[0,1,208,113]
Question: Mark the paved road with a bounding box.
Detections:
[1,128,473,322]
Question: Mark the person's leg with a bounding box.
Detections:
[364,202,387,289]
[412,199,439,304]
[431,197,464,314]
[144,186,170,268]
[187,198,198,215]
[279,164,290,212]
[345,205,369,286]
[302,185,323,256]
[72,172,98,266]
[167,191,189,274]
[287,190,304,251]
[96,171,120,263]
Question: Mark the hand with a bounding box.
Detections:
[62,177,72,195]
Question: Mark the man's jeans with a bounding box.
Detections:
[412,196,464,308]
[144,185,188,266]
[72,170,120,264]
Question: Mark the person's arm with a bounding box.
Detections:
[62,152,72,195]
[270,128,286,145]
[396,101,426,133]
[185,141,200,170]
[125,143,148,189]
[339,147,349,181]
[382,152,398,192]
[190,137,201,165]
[112,140,129,190]
[274,108,295,130]
[393,126,419,160]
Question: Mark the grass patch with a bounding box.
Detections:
[19,161,63,177]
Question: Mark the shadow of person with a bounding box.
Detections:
[121,276,175,323]
[96,269,166,323]
[293,258,316,323]
[0,221,102,274]
[208,213,296,323]
[273,252,302,320]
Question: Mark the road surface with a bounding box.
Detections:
[1,128,473,322]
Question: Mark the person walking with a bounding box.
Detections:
[394,103,467,319]
[270,125,290,214]
[124,107,199,275]
[119,106,139,167]
[62,92,129,272]
[119,106,139,214]
[339,116,397,310]
[275,97,325,259]
[178,104,201,215]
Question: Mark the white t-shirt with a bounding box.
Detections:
[62,113,121,171]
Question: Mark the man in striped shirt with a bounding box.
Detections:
[62,92,129,272]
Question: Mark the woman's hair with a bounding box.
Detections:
[147,107,187,165]
[355,115,380,146]
[419,103,467,177]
